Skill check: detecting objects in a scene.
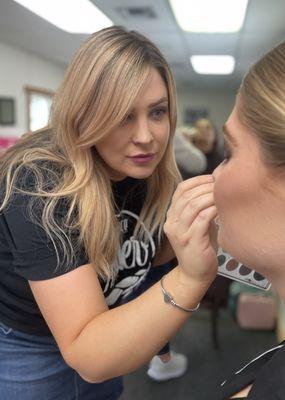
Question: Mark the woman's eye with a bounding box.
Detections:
[150,107,168,120]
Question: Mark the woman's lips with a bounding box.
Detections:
[128,154,155,164]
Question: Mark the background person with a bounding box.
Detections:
[193,118,224,174]
[174,125,207,179]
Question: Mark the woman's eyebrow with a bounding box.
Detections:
[223,124,238,146]
[148,97,168,108]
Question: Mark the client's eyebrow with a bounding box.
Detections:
[223,124,238,146]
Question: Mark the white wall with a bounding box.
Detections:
[0,42,65,137]
[177,89,237,136]
[0,41,236,141]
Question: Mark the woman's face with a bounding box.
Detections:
[95,68,170,181]
[213,105,285,276]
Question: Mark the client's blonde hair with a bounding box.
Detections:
[238,41,285,168]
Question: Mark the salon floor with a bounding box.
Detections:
[120,308,277,400]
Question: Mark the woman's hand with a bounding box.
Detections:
[164,175,218,284]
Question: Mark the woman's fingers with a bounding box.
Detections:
[164,177,218,283]
[184,182,215,201]
[165,192,215,244]
[171,175,214,204]
[170,182,214,219]
[177,192,215,232]
[188,205,218,242]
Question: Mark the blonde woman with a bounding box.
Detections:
[167,41,285,399]
[0,26,217,399]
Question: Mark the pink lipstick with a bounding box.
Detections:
[128,153,155,164]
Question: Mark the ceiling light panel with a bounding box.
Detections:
[190,55,235,74]
[13,0,113,34]
[169,0,248,32]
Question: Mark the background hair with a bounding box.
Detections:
[237,41,285,169]
[0,26,181,279]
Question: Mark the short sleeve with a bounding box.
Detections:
[1,189,88,281]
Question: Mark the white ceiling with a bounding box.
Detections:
[0,0,285,91]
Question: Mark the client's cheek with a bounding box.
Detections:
[212,179,236,234]
[213,180,224,214]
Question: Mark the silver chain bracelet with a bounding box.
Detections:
[160,276,200,313]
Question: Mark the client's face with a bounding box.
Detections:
[213,105,285,276]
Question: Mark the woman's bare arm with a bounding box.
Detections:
[29,263,208,383]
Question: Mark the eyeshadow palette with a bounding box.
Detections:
[217,248,271,291]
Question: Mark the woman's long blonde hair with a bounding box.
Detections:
[238,41,285,168]
[0,26,181,279]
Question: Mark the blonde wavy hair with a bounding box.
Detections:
[237,40,285,168]
[0,26,181,279]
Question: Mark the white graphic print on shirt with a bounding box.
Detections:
[103,210,156,306]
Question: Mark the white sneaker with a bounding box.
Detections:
[147,351,188,381]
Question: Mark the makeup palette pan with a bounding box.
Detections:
[217,248,271,291]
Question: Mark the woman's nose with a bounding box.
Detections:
[132,118,153,144]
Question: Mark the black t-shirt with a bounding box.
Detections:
[0,168,157,335]
[211,341,285,400]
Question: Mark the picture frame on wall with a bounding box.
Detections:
[0,97,15,125]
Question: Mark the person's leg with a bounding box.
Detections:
[76,374,123,400]
[157,343,171,361]
[147,347,188,382]
[0,322,123,400]
[0,322,76,399]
